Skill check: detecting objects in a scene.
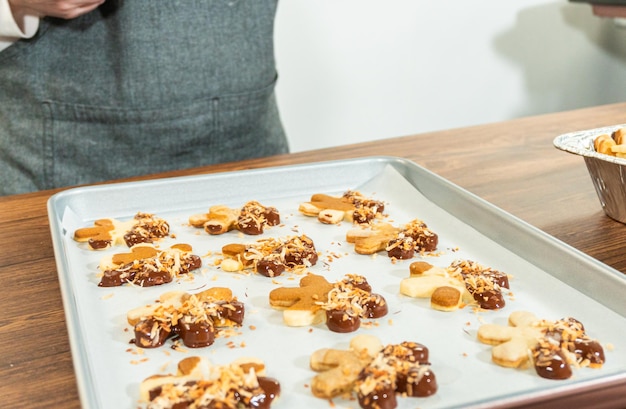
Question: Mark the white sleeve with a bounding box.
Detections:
[0,0,39,38]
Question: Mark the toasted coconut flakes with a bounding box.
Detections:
[159,360,171,371]
[174,345,189,353]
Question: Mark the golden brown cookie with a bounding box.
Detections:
[478,311,605,379]
[446,259,510,310]
[400,262,468,310]
[269,273,333,326]
[310,335,438,404]
[73,213,169,250]
[299,191,385,224]
[189,205,239,234]
[140,356,280,407]
[430,286,463,312]
[346,223,400,254]
[309,334,382,399]
[98,243,201,287]
[478,311,547,369]
[270,274,388,332]
[127,287,244,349]
[220,235,318,277]
[346,219,438,258]
[189,201,280,235]
[402,259,511,311]
[73,218,136,250]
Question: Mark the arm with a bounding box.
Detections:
[0,0,37,37]
[8,0,105,20]
[592,4,626,18]
[1,0,103,51]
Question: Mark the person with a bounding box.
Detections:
[0,0,289,196]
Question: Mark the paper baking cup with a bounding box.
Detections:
[554,124,626,223]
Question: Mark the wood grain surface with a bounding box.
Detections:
[2,102,626,408]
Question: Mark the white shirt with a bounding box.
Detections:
[0,0,39,52]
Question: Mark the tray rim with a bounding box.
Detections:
[47,155,626,409]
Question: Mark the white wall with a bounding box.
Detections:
[274,1,626,153]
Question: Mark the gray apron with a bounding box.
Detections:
[0,0,288,195]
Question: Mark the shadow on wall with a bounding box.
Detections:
[494,2,626,118]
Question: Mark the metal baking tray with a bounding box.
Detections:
[47,156,626,409]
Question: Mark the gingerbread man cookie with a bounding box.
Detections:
[269,273,334,326]
[320,274,388,333]
[310,334,382,398]
[98,243,201,287]
[477,311,605,379]
[447,259,510,310]
[140,356,280,408]
[220,235,318,277]
[127,287,244,349]
[400,261,469,312]
[269,273,388,332]
[73,212,170,250]
[346,219,438,259]
[401,260,511,311]
[310,334,438,407]
[189,201,280,235]
[299,190,385,224]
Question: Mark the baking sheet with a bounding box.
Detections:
[47,156,626,409]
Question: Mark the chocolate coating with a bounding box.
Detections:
[256,259,285,278]
[326,309,360,333]
[133,318,170,348]
[574,338,605,365]
[284,237,318,267]
[358,383,397,409]
[177,319,215,348]
[250,377,281,409]
[214,300,245,326]
[534,349,572,380]
[88,238,111,249]
[264,208,281,226]
[412,232,438,252]
[386,237,414,259]
[390,341,430,364]
[396,367,437,397]
[363,294,388,319]
[343,275,372,293]
[472,289,506,310]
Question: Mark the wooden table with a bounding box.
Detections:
[2,102,626,408]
